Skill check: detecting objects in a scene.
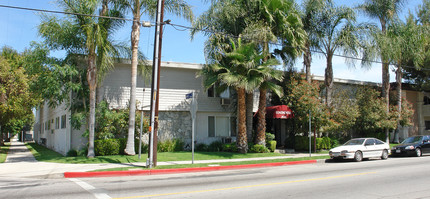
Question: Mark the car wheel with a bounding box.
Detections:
[415,148,422,157]
[381,150,388,160]
[354,151,363,162]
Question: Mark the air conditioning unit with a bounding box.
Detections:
[220,98,231,105]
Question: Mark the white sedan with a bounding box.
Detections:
[329,138,390,162]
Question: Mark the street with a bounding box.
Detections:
[1,156,430,199]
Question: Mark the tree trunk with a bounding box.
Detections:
[325,53,333,107]
[246,92,254,142]
[0,125,4,146]
[304,42,312,83]
[381,19,390,144]
[237,88,247,153]
[87,54,97,158]
[125,6,141,156]
[255,88,267,146]
[394,65,402,143]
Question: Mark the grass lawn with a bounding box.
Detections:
[25,143,295,164]
[93,156,330,172]
[0,143,11,163]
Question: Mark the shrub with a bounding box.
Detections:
[265,132,275,143]
[77,148,88,157]
[208,141,223,152]
[222,142,238,152]
[249,144,269,153]
[158,139,184,152]
[66,149,78,157]
[94,139,120,156]
[196,143,208,152]
[267,140,277,152]
[292,136,334,151]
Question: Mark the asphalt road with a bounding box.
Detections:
[2,156,430,199]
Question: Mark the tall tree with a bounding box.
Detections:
[194,0,305,147]
[0,48,36,145]
[311,0,359,107]
[358,0,405,142]
[200,38,279,152]
[379,17,424,142]
[38,0,124,157]
[118,0,193,155]
[300,0,325,83]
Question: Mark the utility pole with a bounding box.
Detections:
[148,0,165,168]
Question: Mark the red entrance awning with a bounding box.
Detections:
[265,105,293,119]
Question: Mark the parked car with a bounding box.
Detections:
[391,135,430,157]
[329,138,390,162]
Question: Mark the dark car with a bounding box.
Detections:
[391,135,430,157]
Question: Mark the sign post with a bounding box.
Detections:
[309,110,312,157]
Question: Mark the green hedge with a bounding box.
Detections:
[292,136,336,151]
[94,138,148,156]
[249,144,269,153]
[157,139,184,152]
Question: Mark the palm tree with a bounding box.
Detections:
[378,17,425,142]
[312,0,359,106]
[194,0,305,146]
[248,0,305,147]
[358,0,405,112]
[118,0,193,155]
[358,0,405,143]
[301,0,325,83]
[200,38,279,152]
[38,0,124,157]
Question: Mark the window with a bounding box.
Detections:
[207,85,215,97]
[208,116,236,137]
[230,117,237,136]
[207,84,221,98]
[55,117,60,129]
[426,121,430,130]
[208,116,215,137]
[216,116,229,137]
[61,115,66,129]
[424,96,430,105]
[365,139,375,146]
[375,139,384,145]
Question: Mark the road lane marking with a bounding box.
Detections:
[69,178,112,199]
[113,172,376,199]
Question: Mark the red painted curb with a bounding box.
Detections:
[64,159,317,178]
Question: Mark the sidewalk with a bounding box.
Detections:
[0,141,327,179]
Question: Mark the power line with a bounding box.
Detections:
[167,22,430,72]
[1,3,429,72]
[0,4,152,26]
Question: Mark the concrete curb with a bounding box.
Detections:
[64,159,317,178]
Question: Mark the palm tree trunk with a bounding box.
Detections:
[394,65,402,143]
[125,5,141,156]
[246,92,253,142]
[325,53,334,107]
[237,88,247,153]
[381,20,390,144]
[87,54,97,158]
[256,88,267,146]
[304,42,312,83]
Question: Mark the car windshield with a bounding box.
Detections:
[344,139,365,146]
[401,136,423,144]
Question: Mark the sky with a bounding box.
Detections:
[0,0,425,83]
